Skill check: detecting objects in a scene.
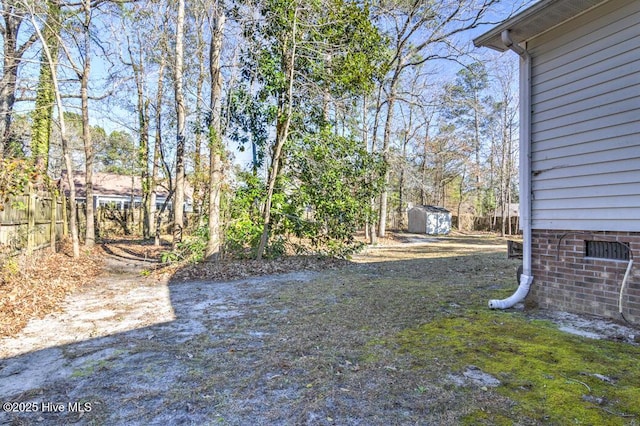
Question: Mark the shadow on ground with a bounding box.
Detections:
[0,236,637,425]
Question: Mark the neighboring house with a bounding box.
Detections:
[474,0,640,323]
[494,203,519,219]
[59,171,193,212]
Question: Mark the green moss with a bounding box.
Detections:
[393,311,640,425]
[71,359,113,378]
[462,410,513,426]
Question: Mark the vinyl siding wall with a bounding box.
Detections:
[527,0,640,232]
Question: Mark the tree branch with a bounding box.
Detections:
[16,32,38,59]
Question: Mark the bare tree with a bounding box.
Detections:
[372,0,500,237]
[488,55,518,236]
[123,24,152,239]
[111,0,172,241]
[192,7,207,216]
[0,1,37,156]
[79,0,95,246]
[26,3,80,257]
[151,56,165,245]
[419,99,438,206]
[56,0,98,246]
[172,0,186,248]
[205,7,225,259]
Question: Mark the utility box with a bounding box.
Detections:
[407,205,451,235]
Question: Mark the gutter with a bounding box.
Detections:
[489,30,534,309]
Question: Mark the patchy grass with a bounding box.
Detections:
[200,234,638,424]
[3,232,638,425]
[236,241,520,423]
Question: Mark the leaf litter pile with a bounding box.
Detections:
[0,236,345,339]
[170,256,348,282]
[1,233,639,425]
[0,239,102,337]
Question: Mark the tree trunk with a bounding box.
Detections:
[81,63,95,246]
[31,0,59,171]
[457,168,466,232]
[138,88,150,240]
[152,58,165,246]
[473,95,482,216]
[80,0,95,247]
[173,0,186,248]
[30,10,79,258]
[257,8,298,260]
[205,12,225,260]
[377,103,394,237]
[362,94,371,241]
[378,67,401,238]
[194,18,206,218]
[421,126,429,206]
[506,118,514,236]
[127,28,151,239]
[397,132,409,231]
[0,6,36,156]
[367,84,384,245]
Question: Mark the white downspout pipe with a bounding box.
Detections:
[489,30,534,309]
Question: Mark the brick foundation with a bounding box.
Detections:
[529,230,640,324]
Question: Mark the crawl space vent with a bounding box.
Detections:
[585,241,629,260]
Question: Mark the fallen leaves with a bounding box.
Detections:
[0,235,347,338]
[169,256,349,283]
[0,238,103,337]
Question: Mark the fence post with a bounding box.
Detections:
[50,191,57,251]
[62,194,68,236]
[27,185,36,253]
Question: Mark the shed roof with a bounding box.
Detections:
[410,205,450,214]
[473,0,608,51]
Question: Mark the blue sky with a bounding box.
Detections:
[17,0,531,171]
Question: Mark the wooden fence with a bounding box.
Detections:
[1,195,187,254]
[75,205,176,237]
[75,205,198,238]
[0,189,67,253]
[454,215,521,234]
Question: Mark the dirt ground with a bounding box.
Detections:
[1,234,638,425]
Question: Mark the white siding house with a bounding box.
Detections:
[59,171,194,212]
[474,0,640,322]
[528,0,640,232]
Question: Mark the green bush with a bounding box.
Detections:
[224,215,263,259]
[221,129,385,259]
[161,225,209,264]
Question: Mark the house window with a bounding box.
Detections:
[585,241,629,261]
[100,201,119,209]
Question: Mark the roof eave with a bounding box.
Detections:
[473,0,609,51]
[473,0,558,51]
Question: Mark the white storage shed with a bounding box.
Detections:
[407,205,451,235]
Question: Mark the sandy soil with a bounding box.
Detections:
[1,235,637,425]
